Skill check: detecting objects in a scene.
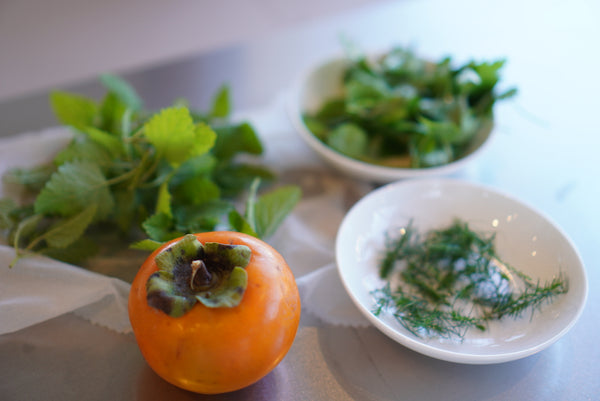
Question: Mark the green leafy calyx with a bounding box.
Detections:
[146,234,252,317]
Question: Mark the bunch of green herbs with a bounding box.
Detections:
[303,46,517,168]
[0,75,301,268]
[372,220,568,340]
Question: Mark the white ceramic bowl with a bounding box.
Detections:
[335,178,588,364]
[288,56,494,184]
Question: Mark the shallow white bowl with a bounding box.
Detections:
[288,56,494,184]
[335,178,588,364]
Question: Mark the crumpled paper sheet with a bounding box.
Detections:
[0,93,371,336]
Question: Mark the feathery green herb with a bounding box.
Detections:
[372,220,568,340]
[1,76,301,268]
[303,45,517,168]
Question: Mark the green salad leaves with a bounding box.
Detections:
[303,46,517,168]
[0,75,301,267]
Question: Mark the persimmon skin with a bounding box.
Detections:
[128,232,301,394]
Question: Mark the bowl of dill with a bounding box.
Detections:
[289,46,516,183]
[335,178,587,364]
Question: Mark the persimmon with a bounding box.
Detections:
[128,232,301,394]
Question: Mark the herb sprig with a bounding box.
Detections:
[303,45,517,168]
[0,75,301,268]
[372,220,568,340]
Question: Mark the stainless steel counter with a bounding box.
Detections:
[1,0,599,399]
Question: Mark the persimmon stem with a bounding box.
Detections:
[190,260,213,291]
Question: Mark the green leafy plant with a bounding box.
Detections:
[0,76,301,267]
[372,220,568,340]
[303,45,517,168]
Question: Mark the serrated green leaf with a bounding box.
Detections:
[210,85,231,118]
[192,122,217,156]
[100,74,142,112]
[53,135,113,170]
[50,91,97,130]
[172,176,220,206]
[43,204,97,248]
[2,165,55,192]
[170,154,216,187]
[144,107,195,166]
[251,185,302,239]
[174,200,232,233]
[99,92,127,134]
[142,212,182,242]
[144,107,216,167]
[34,161,113,219]
[84,127,124,157]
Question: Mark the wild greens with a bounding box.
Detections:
[303,46,517,168]
[372,220,568,340]
[0,76,301,267]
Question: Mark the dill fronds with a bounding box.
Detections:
[372,219,569,340]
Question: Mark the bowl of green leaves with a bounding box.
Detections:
[289,46,516,183]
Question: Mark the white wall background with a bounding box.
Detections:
[0,0,386,101]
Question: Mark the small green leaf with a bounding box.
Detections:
[144,107,195,166]
[210,85,231,118]
[173,200,232,233]
[156,181,173,217]
[43,204,97,248]
[99,92,127,134]
[50,91,97,130]
[192,122,217,156]
[170,154,217,187]
[100,74,143,112]
[172,176,220,206]
[326,123,368,159]
[144,107,216,167]
[212,122,263,160]
[142,212,181,242]
[213,164,275,198]
[53,135,113,170]
[2,165,55,192]
[34,161,113,219]
[130,239,164,252]
[228,209,258,238]
[84,127,124,157]
[251,185,302,239]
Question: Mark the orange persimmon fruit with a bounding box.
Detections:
[128,231,301,394]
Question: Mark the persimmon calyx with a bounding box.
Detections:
[146,234,251,317]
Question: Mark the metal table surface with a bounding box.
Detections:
[1,0,599,399]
